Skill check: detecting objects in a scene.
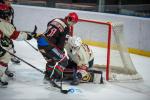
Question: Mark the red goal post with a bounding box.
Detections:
[73,18,142,81]
[79,19,112,81]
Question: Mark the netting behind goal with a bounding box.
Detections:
[74,19,142,81]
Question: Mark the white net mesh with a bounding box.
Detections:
[109,23,142,81]
[74,19,142,81]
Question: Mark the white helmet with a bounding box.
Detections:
[68,36,82,48]
[67,36,82,54]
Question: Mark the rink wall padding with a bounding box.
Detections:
[12,4,150,57]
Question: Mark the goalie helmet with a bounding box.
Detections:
[67,36,82,54]
[68,36,82,48]
[0,3,12,20]
[76,69,91,82]
[65,12,78,26]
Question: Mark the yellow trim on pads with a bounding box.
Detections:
[83,40,150,57]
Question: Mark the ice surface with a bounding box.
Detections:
[0,39,150,100]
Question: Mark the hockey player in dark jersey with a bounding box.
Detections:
[35,12,79,82]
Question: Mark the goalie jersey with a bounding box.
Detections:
[65,40,94,68]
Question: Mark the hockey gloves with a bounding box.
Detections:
[31,25,37,38]
[27,25,37,40]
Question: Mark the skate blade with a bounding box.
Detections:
[0,84,8,88]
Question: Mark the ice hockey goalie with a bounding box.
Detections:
[65,36,94,85]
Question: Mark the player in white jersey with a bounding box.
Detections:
[0,3,36,86]
[65,36,94,85]
[0,0,21,80]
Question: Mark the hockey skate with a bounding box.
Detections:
[44,73,49,81]
[11,57,20,64]
[70,78,80,85]
[0,80,8,87]
[5,70,14,78]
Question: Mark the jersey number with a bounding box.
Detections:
[46,26,57,37]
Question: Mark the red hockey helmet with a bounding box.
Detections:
[0,0,13,3]
[0,3,12,20]
[66,12,78,26]
[0,3,10,10]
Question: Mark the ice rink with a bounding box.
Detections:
[0,39,150,100]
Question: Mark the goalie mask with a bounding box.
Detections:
[76,69,91,82]
[67,36,82,55]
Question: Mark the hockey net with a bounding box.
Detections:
[74,19,142,81]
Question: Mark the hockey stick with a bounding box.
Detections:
[24,40,38,51]
[4,45,70,93]
[3,47,69,93]
[49,55,71,94]
[3,48,45,74]
[22,25,39,52]
[49,74,71,94]
[60,72,71,94]
[24,28,70,93]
